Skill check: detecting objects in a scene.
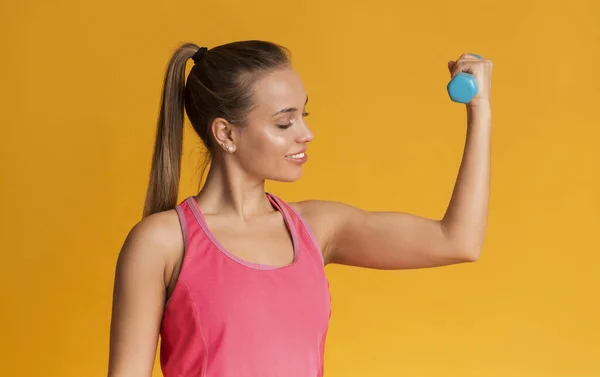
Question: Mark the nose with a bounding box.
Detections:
[297,121,314,143]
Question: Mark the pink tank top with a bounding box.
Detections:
[159,192,332,377]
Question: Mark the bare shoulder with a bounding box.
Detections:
[121,209,183,259]
[288,199,364,264]
[117,209,184,287]
[289,199,362,219]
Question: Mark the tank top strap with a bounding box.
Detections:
[173,196,222,268]
[174,198,190,246]
[173,197,200,264]
[266,192,325,266]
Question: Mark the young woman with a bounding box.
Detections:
[107,40,492,377]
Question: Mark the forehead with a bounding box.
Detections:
[251,68,306,112]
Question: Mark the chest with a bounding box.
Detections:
[203,211,297,267]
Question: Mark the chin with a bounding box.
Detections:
[268,170,303,183]
[272,175,302,183]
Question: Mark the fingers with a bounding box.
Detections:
[448,53,480,75]
[448,53,490,78]
[450,60,474,78]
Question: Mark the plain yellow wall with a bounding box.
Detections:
[1,0,599,376]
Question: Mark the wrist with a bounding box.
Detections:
[467,101,491,115]
[467,98,490,109]
[466,102,492,127]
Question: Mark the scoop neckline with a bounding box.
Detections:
[186,192,300,271]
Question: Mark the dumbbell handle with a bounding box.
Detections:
[447,53,482,104]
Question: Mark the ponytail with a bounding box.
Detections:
[142,43,199,218]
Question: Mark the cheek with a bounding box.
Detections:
[240,124,292,165]
[260,129,290,155]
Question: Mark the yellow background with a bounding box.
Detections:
[1,0,599,376]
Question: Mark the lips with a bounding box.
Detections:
[285,148,307,159]
[286,151,306,159]
[285,149,308,164]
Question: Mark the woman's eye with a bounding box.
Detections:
[276,111,309,129]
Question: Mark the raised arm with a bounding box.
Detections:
[297,54,492,270]
[107,211,183,377]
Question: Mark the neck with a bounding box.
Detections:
[194,158,272,220]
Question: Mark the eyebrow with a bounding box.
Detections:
[272,96,309,117]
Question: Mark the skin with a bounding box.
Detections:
[108,53,493,377]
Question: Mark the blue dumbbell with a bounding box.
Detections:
[447,53,482,104]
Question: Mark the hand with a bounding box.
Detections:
[448,54,493,108]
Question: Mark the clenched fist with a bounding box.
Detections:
[448,54,493,107]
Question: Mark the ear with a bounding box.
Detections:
[211,117,236,150]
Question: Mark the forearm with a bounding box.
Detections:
[441,104,492,258]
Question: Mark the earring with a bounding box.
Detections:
[221,142,234,153]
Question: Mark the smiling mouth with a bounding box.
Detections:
[285,152,306,159]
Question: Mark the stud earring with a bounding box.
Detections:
[221,142,234,153]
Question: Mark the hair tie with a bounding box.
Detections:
[192,47,208,63]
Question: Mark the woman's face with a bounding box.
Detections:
[226,67,314,183]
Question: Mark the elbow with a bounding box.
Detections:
[447,234,484,263]
[448,239,482,263]
[456,246,482,263]
[463,249,481,263]
[441,222,485,264]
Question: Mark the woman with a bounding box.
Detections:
[107,40,492,377]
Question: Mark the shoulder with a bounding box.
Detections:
[289,199,363,218]
[287,199,365,263]
[288,199,365,233]
[116,208,184,286]
[122,209,184,254]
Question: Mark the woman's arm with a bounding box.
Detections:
[107,211,183,377]
[298,55,492,270]
[310,105,490,269]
